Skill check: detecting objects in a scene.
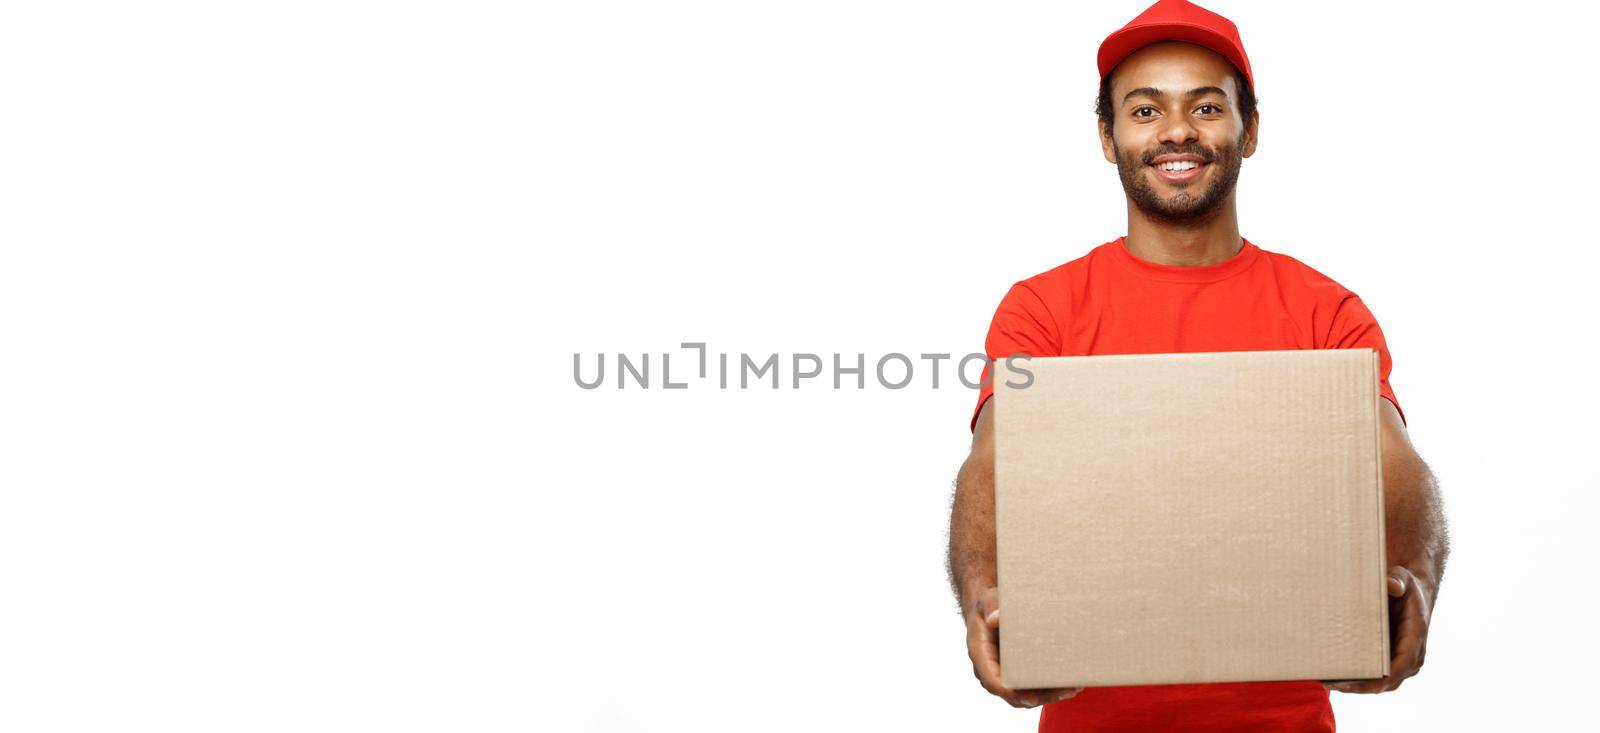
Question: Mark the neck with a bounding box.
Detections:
[1124,194,1243,267]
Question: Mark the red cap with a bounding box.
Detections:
[1097,0,1253,92]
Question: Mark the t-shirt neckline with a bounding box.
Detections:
[1109,235,1262,284]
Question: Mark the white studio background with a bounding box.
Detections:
[0,1,1594,731]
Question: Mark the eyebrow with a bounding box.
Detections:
[1122,85,1229,103]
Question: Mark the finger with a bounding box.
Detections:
[967,620,1000,683]
[968,616,1021,705]
[1325,677,1388,694]
[969,644,1019,704]
[1326,679,1385,694]
[1047,687,1084,703]
[1014,687,1084,707]
[1384,587,1428,691]
[1387,566,1408,597]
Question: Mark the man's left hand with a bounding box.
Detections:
[1322,565,1433,694]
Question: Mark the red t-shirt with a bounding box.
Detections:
[971,236,1403,733]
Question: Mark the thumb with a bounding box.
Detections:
[1387,568,1407,597]
[985,608,999,626]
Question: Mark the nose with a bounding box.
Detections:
[1156,112,1199,147]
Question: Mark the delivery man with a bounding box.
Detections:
[945,1,1450,730]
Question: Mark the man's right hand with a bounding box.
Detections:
[965,586,1083,708]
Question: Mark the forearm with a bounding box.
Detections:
[947,451,998,614]
[1382,424,1450,592]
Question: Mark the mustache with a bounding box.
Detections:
[1142,146,1216,165]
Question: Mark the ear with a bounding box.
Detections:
[1241,109,1260,158]
[1098,118,1117,164]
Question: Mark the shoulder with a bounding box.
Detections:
[1255,243,1385,346]
[1256,244,1359,302]
[1011,239,1117,303]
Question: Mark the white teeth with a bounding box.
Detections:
[1156,161,1200,172]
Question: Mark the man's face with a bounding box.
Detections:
[1099,42,1258,223]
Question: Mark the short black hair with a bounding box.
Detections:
[1095,66,1256,135]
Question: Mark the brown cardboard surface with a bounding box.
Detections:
[994,349,1388,689]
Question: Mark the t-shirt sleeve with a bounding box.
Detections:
[1328,293,1405,426]
[970,282,1060,432]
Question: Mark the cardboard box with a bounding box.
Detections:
[994,349,1388,689]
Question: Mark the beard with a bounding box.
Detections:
[1113,131,1245,224]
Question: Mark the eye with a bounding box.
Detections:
[1196,103,1223,115]
[1132,106,1159,118]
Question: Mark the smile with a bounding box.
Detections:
[1150,159,1208,182]
[1152,153,1209,182]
